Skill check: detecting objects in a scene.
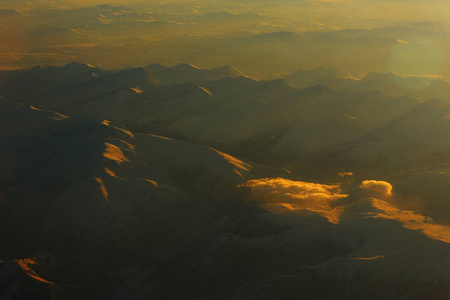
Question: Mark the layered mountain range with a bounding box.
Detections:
[0,62,449,298]
[2,0,450,298]
[1,62,448,179]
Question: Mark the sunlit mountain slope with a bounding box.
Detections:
[1,98,450,299]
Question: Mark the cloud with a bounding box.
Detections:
[240,178,450,243]
[239,178,348,224]
[360,180,393,197]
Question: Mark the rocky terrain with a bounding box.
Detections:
[0,61,449,298]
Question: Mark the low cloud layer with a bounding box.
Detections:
[241,177,450,244]
[240,178,348,224]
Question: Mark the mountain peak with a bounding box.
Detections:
[62,62,97,70]
[144,63,168,73]
[30,64,50,71]
[210,65,244,77]
[172,63,200,70]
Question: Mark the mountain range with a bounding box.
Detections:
[1,62,448,181]
[2,0,450,299]
[0,61,448,299]
[1,94,449,298]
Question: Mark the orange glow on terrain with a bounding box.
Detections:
[212,148,253,177]
[130,87,143,94]
[141,179,159,187]
[101,120,134,138]
[371,198,450,244]
[104,167,116,177]
[102,143,130,163]
[95,177,110,202]
[15,258,55,285]
[338,172,353,177]
[353,255,385,261]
